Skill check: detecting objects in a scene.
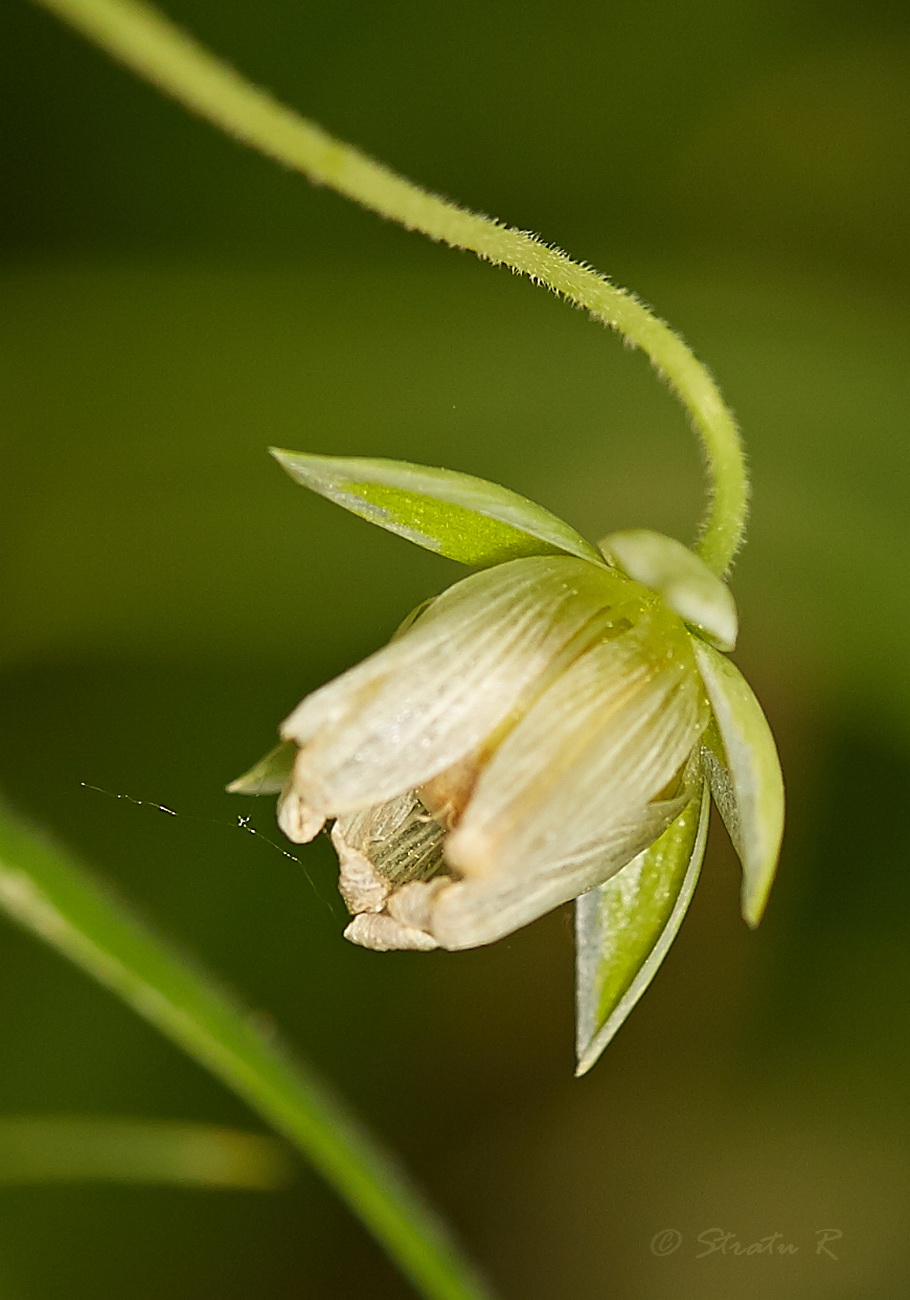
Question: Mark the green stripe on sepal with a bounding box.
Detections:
[226,740,296,795]
[269,449,604,568]
[574,782,709,1077]
[694,642,784,928]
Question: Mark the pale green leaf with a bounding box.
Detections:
[694,642,785,927]
[599,529,738,651]
[269,449,603,568]
[226,740,295,795]
[574,782,709,1076]
[0,1117,292,1190]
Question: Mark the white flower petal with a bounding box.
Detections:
[276,781,325,844]
[693,642,784,926]
[413,795,686,950]
[344,913,438,952]
[331,829,391,915]
[281,557,636,814]
[446,611,707,884]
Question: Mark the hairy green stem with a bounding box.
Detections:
[33,0,749,574]
[0,799,494,1300]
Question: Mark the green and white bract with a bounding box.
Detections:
[229,453,784,1074]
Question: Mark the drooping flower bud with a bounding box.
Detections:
[230,452,784,1072]
[273,555,708,952]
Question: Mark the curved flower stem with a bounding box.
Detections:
[34,0,749,574]
[0,799,494,1300]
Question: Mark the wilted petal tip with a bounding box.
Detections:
[344,913,439,952]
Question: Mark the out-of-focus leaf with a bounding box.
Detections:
[0,1116,293,1190]
[269,449,604,568]
[0,796,494,1300]
[574,782,709,1076]
[226,740,295,795]
[600,528,738,651]
[694,642,785,927]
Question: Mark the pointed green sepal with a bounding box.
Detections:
[574,782,710,1076]
[599,529,738,651]
[226,741,296,795]
[693,642,784,927]
[270,449,604,568]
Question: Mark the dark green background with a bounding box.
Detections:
[3,0,910,1296]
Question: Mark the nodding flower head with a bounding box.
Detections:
[230,451,784,1073]
[274,555,708,951]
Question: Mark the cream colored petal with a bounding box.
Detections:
[331,828,391,915]
[385,878,450,931]
[410,796,686,950]
[281,556,634,815]
[276,781,325,844]
[447,614,707,884]
[418,753,480,830]
[344,913,438,952]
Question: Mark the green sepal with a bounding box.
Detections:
[269,449,604,568]
[226,741,296,795]
[599,529,738,651]
[574,781,710,1076]
[694,642,784,927]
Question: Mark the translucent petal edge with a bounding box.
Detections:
[269,448,604,568]
[693,642,784,927]
[574,781,710,1077]
[226,740,295,795]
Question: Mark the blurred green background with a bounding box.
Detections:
[2,0,910,1296]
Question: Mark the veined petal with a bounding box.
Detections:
[282,557,638,815]
[343,913,439,952]
[276,784,325,844]
[447,610,708,884]
[693,642,784,927]
[574,779,710,1076]
[399,795,686,951]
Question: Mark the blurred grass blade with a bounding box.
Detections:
[574,783,709,1076]
[0,797,494,1300]
[0,1117,292,1190]
[270,449,603,568]
[694,642,785,927]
